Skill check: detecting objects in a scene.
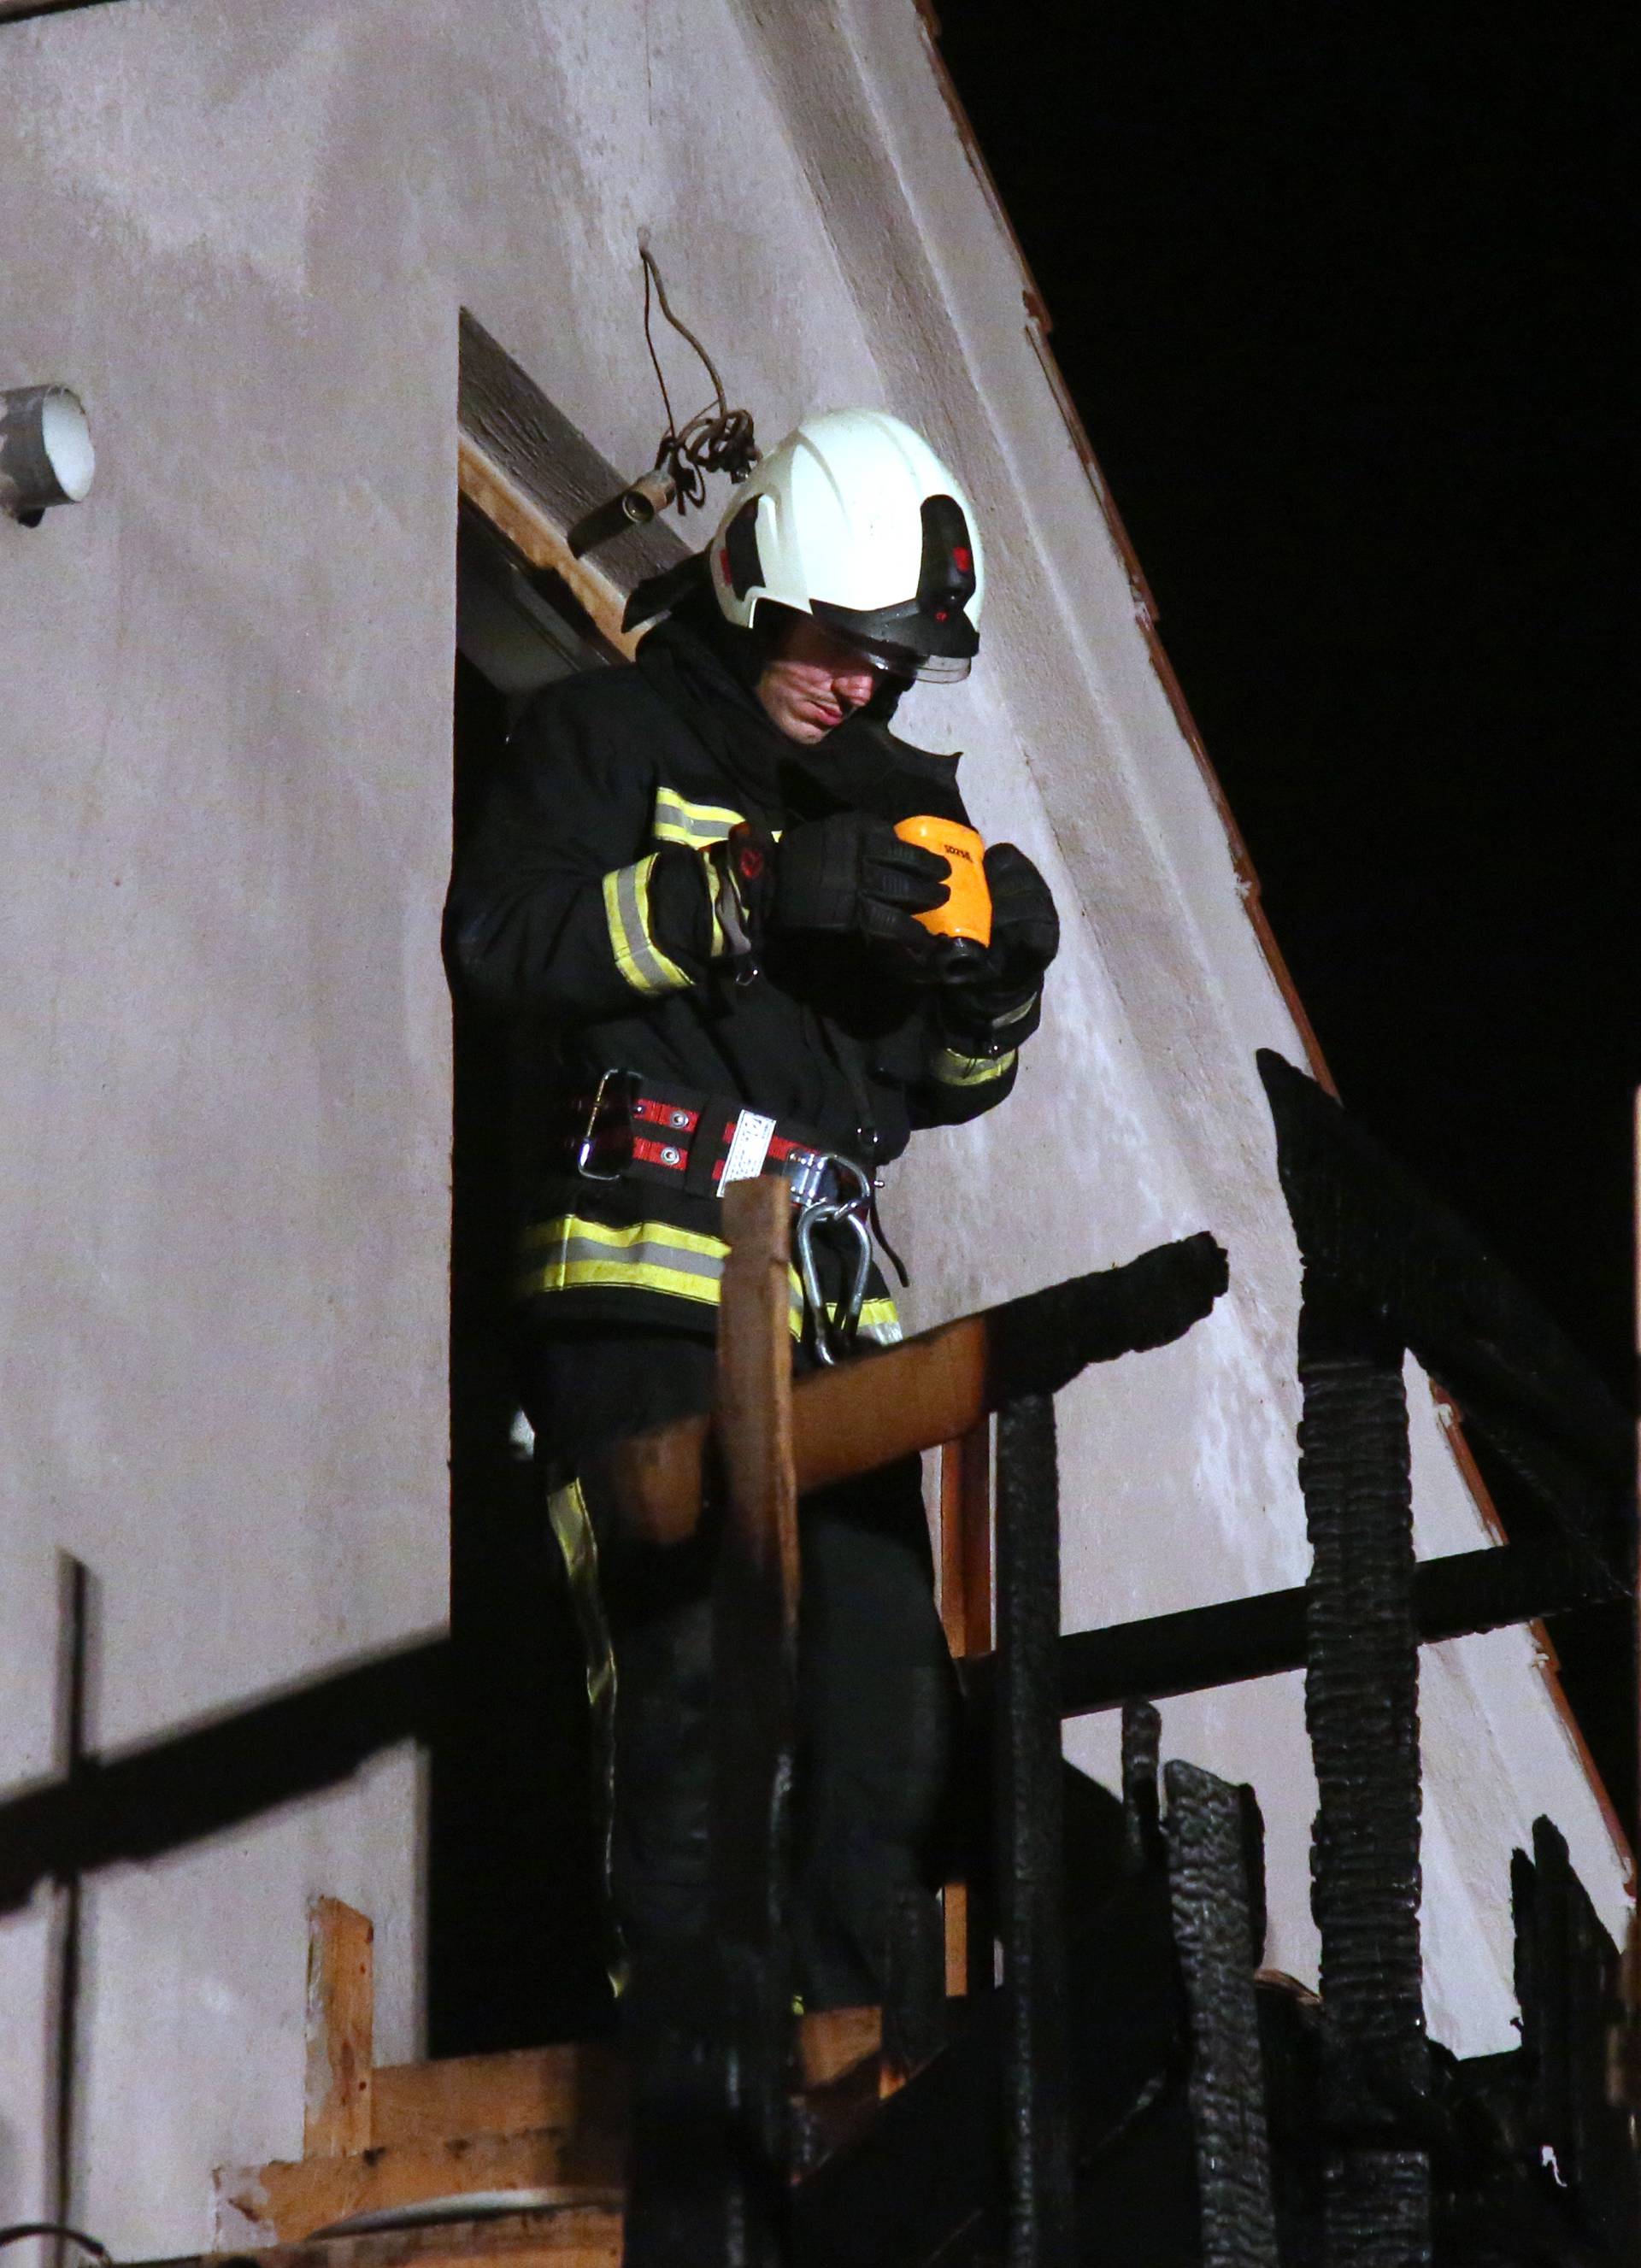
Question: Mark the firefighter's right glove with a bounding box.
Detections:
[760,813,952,952]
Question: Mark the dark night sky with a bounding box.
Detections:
[932,5,1636,1797]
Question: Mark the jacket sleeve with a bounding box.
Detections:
[444,679,723,1023]
[905,991,1035,1127]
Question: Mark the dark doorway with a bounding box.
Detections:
[427,502,616,2052]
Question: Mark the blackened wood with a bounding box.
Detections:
[1258,1051,1632,1540]
[1055,1534,1619,1719]
[1513,1816,1641,2256]
[1321,2149,1431,2268]
[1163,1760,1280,2268]
[1297,1277,1432,2268]
[994,1395,1076,2266]
[1120,1699,1162,1875]
[1300,1285,1427,2108]
[791,1995,1005,2268]
[883,1888,949,2083]
[457,311,690,602]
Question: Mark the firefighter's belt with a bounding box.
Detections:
[562,1070,871,1209]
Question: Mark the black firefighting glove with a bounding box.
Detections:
[938,842,1060,1031]
[717,813,950,955]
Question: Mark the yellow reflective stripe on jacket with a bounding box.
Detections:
[518,1214,729,1308]
[651,784,746,847]
[602,854,691,996]
[517,1213,901,1344]
[930,1043,1018,1088]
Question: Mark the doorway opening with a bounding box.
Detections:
[432,502,618,2053]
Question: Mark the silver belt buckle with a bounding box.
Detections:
[573,1067,632,1181]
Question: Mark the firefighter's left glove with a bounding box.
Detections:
[719,812,950,954]
[939,843,1060,1034]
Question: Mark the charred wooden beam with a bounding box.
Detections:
[994,1395,1076,2267]
[593,1231,1228,1548]
[1055,1534,1620,1719]
[1297,1276,1432,2265]
[1257,1051,1632,1544]
[1163,1760,1280,2268]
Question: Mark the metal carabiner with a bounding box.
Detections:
[793,1155,874,1367]
[573,1067,635,1181]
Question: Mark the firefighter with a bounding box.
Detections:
[444,408,1059,2011]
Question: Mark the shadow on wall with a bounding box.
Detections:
[0,1629,450,1922]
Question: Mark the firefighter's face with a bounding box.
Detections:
[756,616,882,744]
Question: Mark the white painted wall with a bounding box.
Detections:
[0,0,1626,2253]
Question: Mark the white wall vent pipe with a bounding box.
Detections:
[1,386,96,525]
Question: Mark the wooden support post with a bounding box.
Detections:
[938,1423,992,1995]
[622,1176,798,2268]
[711,1176,799,2265]
[995,1395,1075,2267]
[303,1896,374,2158]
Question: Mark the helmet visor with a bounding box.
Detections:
[830,626,972,685]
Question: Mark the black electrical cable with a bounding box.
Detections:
[0,2228,112,2264]
[638,242,759,510]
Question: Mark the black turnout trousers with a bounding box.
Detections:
[523,1324,959,2012]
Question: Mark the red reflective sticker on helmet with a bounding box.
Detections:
[952,545,973,573]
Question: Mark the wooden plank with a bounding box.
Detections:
[711,1177,802,1944]
[597,1236,1226,1547]
[456,440,637,663]
[938,1425,991,1996]
[370,2045,626,2152]
[456,310,689,602]
[938,1424,992,1660]
[180,2202,620,2268]
[715,1176,802,1643]
[796,2007,882,2091]
[215,2130,625,2246]
[305,1898,374,2158]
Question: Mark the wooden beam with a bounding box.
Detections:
[710,1174,800,1942]
[1054,1535,1620,1721]
[938,1425,991,1996]
[456,309,692,661]
[195,2201,621,2268]
[938,1424,992,1660]
[457,439,638,662]
[304,1897,374,2158]
[370,2043,626,2152]
[216,2133,623,2247]
[598,1233,1227,1547]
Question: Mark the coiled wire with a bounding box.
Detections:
[639,241,759,511]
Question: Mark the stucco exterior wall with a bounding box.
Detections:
[0,0,1626,2253]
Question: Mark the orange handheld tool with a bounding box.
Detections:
[893,815,991,951]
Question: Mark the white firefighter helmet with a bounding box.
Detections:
[708,408,985,683]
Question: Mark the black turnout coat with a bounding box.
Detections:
[444,612,1038,1340]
